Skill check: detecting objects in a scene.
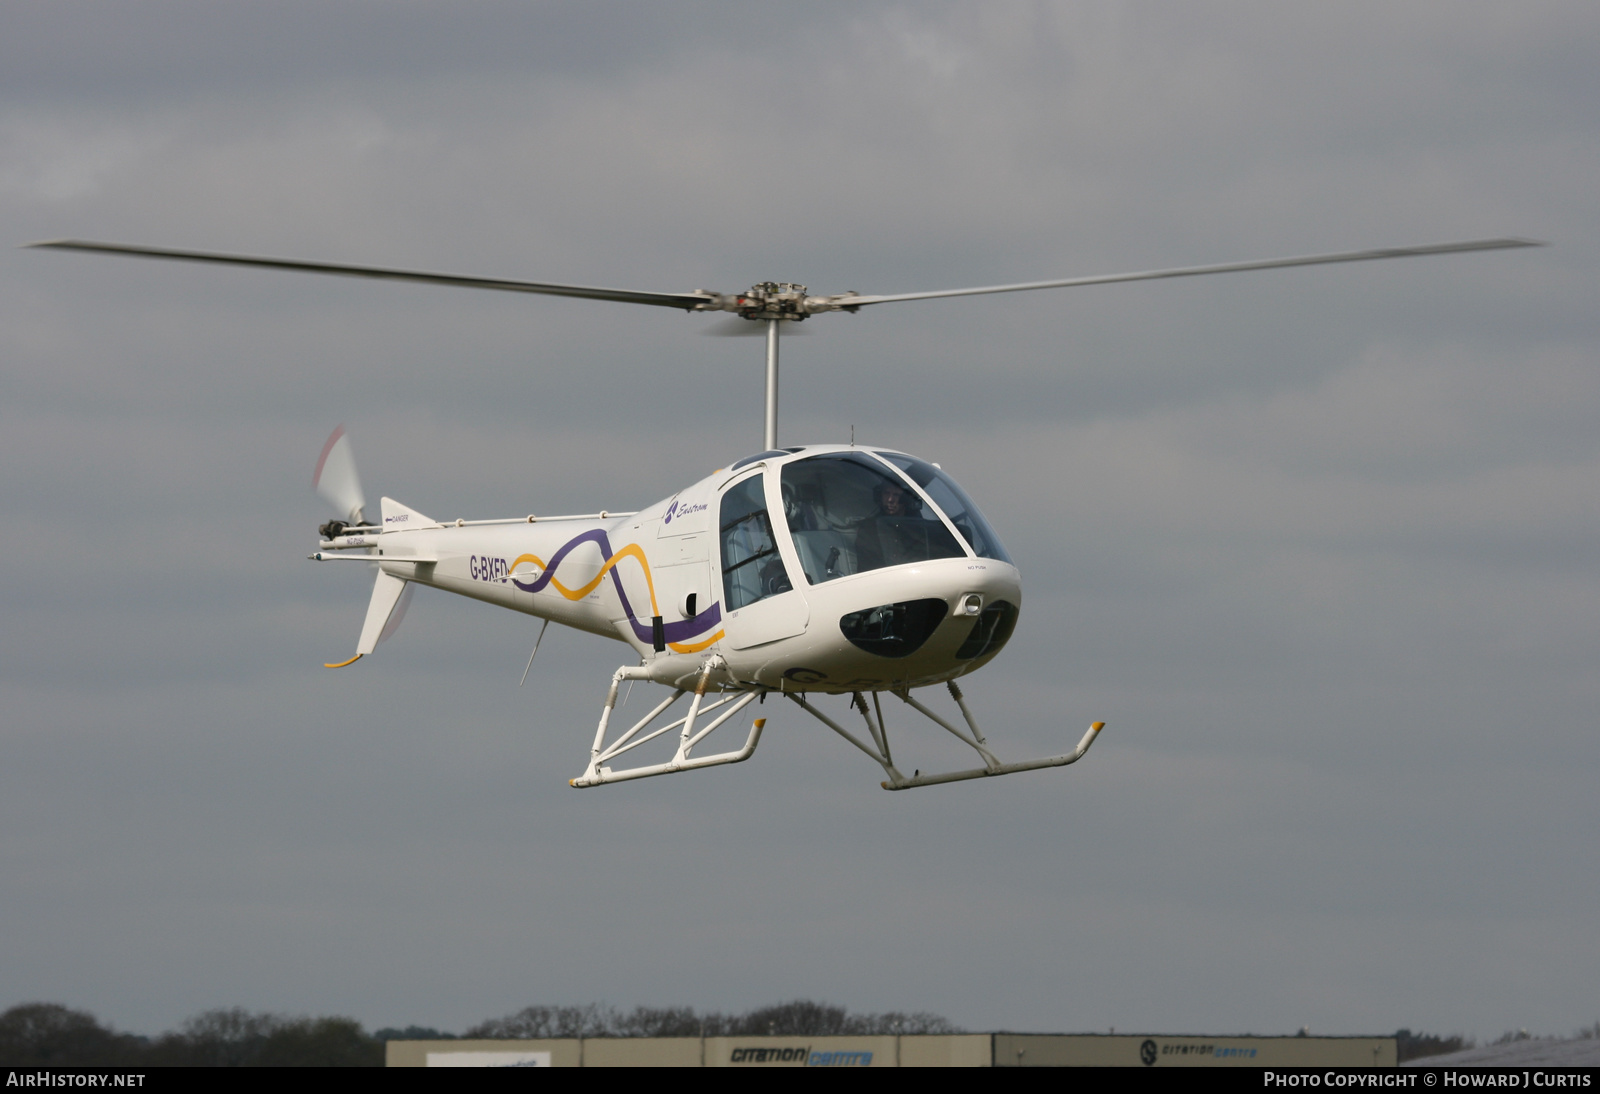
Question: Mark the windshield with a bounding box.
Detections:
[779,453,966,585]
[874,452,1012,564]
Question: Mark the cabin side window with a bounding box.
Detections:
[719,473,792,610]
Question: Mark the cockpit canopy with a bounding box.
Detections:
[777,451,1011,586]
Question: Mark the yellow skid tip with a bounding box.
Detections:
[881,781,892,790]
[1091,721,1105,731]
[324,654,363,669]
[568,779,578,788]
[753,718,767,729]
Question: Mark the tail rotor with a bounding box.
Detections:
[313,425,367,533]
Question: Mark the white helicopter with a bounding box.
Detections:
[31,236,1538,790]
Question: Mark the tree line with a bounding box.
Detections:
[9,1003,1531,1066]
[1394,1029,1473,1062]
[0,999,958,1067]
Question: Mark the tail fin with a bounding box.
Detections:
[325,570,414,668]
[379,496,440,530]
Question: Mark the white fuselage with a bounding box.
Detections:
[343,445,1022,694]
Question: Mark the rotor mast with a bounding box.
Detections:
[730,281,813,450]
[766,319,779,450]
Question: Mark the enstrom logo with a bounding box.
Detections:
[663,498,708,525]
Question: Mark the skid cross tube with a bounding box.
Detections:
[786,692,909,787]
[854,691,894,767]
[898,685,1002,771]
[570,657,766,787]
[788,681,1104,791]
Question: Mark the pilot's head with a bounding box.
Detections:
[877,481,913,516]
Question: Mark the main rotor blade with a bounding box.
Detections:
[837,238,1544,308]
[26,239,718,311]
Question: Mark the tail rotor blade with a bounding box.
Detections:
[313,425,367,524]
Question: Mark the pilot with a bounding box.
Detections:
[855,479,928,571]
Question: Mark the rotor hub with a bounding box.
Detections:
[736,282,811,321]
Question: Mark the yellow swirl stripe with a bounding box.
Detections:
[512,547,666,617]
[668,630,724,654]
[540,543,661,615]
[511,544,722,653]
[509,553,548,579]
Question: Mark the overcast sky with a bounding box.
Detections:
[2,2,1596,1041]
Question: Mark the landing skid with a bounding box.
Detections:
[570,656,766,788]
[567,664,1100,791]
[786,681,1104,790]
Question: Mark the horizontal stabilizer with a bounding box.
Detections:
[311,552,435,563]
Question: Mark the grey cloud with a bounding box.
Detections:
[1,0,1595,1041]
